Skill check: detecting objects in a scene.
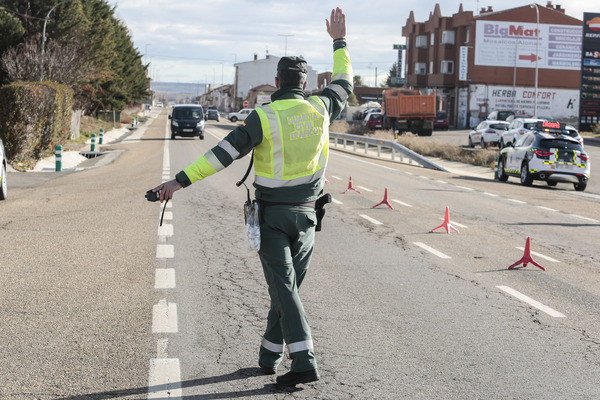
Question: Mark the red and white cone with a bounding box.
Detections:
[431,206,459,234]
[344,176,361,194]
[373,188,394,210]
[508,237,546,271]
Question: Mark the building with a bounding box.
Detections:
[402,2,582,128]
[234,54,318,109]
[199,84,235,112]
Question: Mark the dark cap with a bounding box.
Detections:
[277,56,307,73]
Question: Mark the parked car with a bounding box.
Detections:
[486,110,515,121]
[497,126,590,191]
[564,125,584,146]
[228,108,254,122]
[156,102,164,108]
[363,112,383,129]
[501,117,547,148]
[468,120,510,148]
[433,111,449,130]
[206,109,220,121]
[169,104,205,139]
[354,107,381,121]
[0,138,7,200]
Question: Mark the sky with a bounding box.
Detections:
[107,0,593,87]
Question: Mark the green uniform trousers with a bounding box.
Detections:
[258,204,318,373]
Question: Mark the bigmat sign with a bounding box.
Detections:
[579,13,600,132]
[475,20,582,70]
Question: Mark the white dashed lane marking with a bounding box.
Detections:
[569,214,599,223]
[413,242,451,259]
[357,185,373,192]
[148,358,182,399]
[447,219,467,228]
[161,212,173,221]
[515,247,560,263]
[483,192,499,197]
[155,269,176,289]
[156,244,174,259]
[158,224,173,237]
[392,199,412,207]
[331,198,343,205]
[360,214,382,225]
[507,198,527,204]
[456,185,474,191]
[330,175,342,180]
[536,206,558,212]
[152,300,178,333]
[497,286,566,318]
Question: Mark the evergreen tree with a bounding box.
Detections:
[384,62,403,87]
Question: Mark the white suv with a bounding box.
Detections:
[501,118,546,148]
[228,108,254,122]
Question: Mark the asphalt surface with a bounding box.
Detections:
[1,112,599,399]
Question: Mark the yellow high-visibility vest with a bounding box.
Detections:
[254,97,329,188]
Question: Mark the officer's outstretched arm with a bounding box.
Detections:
[321,8,353,121]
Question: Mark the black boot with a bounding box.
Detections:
[258,361,276,375]
[276,369,320,386]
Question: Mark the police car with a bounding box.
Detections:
[497,121,591,191]
[0,138,7,200]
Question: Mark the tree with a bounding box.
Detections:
[384,62,403,88]
[353,75,364,87]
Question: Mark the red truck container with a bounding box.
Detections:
[382,89,436,136]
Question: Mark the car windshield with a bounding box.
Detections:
[498,111,514,120]
[208,110,218,114]
[490,123,508,130]
[540,139,582,151]
[436,112,447,119]
[370,114,383,120]
[172,107,203,119]
[523,122,539,129]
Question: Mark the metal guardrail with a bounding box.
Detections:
[330,132,449,172]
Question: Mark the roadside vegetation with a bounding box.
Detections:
[330,120,498,169]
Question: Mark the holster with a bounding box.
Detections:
[315,193,332,232]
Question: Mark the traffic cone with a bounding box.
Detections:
[508,237,546,271]
[373,188,394,209]
[344,176,361,194]
[431,206,459,234]
[325,175,330,184]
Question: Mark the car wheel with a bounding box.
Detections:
[468,136,474,148]
[497,157,508,182]
[199,134,204,140]
[230,116,238,122]
[171,133,176,140]
[520,161,533,186]
[547,181,557,187]
[0,163,7,200]
[574,180,587,191]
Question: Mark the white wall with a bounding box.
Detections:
[235,56,318,99]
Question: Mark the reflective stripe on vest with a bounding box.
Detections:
[254,97,329,188]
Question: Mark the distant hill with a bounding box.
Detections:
[151,81,208,103]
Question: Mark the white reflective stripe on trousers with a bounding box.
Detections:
[287,339,313,354]
[261,337,284,353]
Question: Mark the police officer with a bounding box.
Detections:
[153,7,352,387]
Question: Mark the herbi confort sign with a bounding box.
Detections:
[470,85,579,119]
[475,20,582,70]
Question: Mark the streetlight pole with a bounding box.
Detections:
[529,3,540,118]
[278,34,294,56]
[40,0,76,81]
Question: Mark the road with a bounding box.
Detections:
[1,112,599,399]
[428,128,600,195]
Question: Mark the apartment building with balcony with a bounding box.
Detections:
[402,3,582,128]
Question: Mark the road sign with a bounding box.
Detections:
[393,44,407,50]
[243,100,249,108]
[390,77,406,85]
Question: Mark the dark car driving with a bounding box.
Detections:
[206,109,220,121]
[169,105,205,139]
[434,111,449,130]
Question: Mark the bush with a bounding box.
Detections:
[0,81,73,168]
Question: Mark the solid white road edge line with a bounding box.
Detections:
[413,242,451,259]
[152,300,178,333]
[148,358,182,399]
[155,269,176,289]
[496,286,566,318]
[515,247,560,263]
[360,214,382,225]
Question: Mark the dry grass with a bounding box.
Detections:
[330,120,497,169]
